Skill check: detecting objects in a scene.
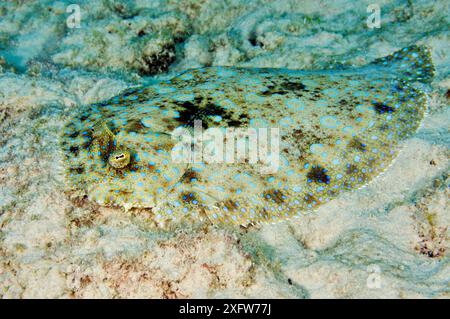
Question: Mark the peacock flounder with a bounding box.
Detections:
[61,45,434,225]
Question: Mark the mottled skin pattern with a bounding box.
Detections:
[62,45,434,225]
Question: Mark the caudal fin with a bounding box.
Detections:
[371,45,435,83]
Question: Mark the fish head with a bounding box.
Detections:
[62,111,187,210]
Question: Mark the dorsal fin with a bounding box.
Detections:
[370,45,435,83]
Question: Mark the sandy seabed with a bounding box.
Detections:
[0,0,448,298]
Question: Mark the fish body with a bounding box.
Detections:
[62,45,434,225]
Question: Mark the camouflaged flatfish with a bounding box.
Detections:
[61,45,434,225]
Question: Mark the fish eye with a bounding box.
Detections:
[108,149,131,169]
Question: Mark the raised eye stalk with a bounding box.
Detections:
[108,149,131,169]
[93,121,131,169]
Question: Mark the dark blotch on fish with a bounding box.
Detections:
[176,97,245,128]
[259,80,306,96]
[346,164,358,174]
[181,168,199,183]
[263,189,285,204]
[373,102,395,114]
[180,192,198,204]
[348,137,367,152]
[70,166,84,174]
[282,80,306,91]
[222,199,239,211]
[307,166,330,184]
[69,131,79,138]
[69,146,80,155]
